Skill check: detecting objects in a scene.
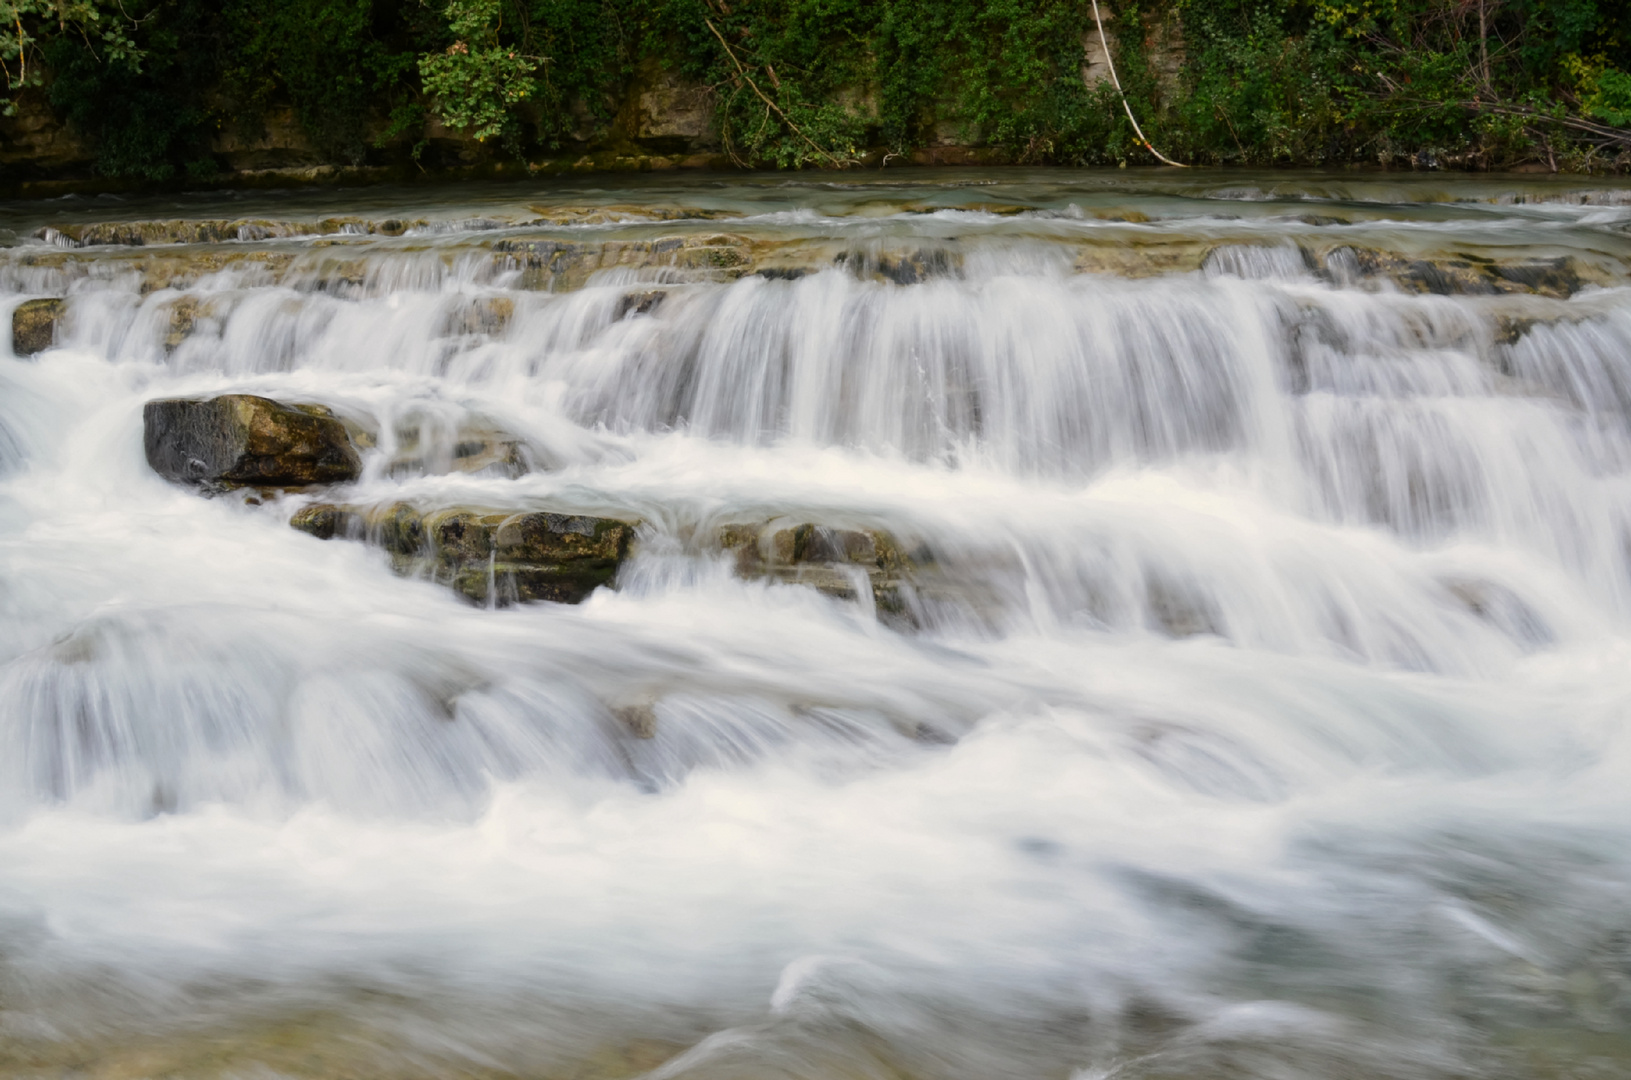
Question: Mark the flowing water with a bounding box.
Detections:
[2,169,1631,1078]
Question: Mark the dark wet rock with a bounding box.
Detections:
[612,700,659,739]
[835,248,959,285]
[756,267,810,281]
[293,501,637,606]
[1327,248,1583,298]
[289,502,361,540]
[718,520,925,621]
[1488,259,1581,296]
[614,289,667,319]
[11,297,62,354]
[144,394,362,489]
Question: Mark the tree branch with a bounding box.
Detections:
[704,18,849,168]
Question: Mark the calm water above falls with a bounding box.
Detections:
[2,169,1631,1078]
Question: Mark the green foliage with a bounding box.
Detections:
[635,0,1117,167]
[1587,68,1631,125]
[1,0,142,109]
[519,0,634,148]
[419,0,537,141]
[8,0,1631,179]
[41,0,218,179]
[1176,1,1342,163]
[222,0,406,165]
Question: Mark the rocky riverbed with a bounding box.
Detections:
[3,169,1631,1080]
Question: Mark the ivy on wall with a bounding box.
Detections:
[4,0,1630,179]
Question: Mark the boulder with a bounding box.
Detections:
[144,394,362,489]
[293,501,637,606]
[11,298,62,355]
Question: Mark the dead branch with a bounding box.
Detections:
[704,18,848,168]
[1088,0,1186,167]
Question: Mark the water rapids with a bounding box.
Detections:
[1,170,1630,1079]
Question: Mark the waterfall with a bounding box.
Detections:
[0,172,1628,1079]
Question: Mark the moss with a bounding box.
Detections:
[290,502,639,607]
[143,394,362,488]
[11,297,62,355]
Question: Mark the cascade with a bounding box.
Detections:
[1,171,1629,1079]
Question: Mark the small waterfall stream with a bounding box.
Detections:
[1,170,1629,1079]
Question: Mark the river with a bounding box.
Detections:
[1,168,1630,1078]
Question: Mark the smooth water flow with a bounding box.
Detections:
[2,170,1630,1078]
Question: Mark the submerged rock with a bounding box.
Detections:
[293,501,637,606]
[1324,247,1583,298]
[144,395,362,489]
[11,297,62,354]
[385,412,532,479]
[718,520,921,619]
[834,247,960,284]
[494,233,756,288]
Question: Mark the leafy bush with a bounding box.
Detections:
[7,0,1631,178]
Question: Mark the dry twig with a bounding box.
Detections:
[705,18,849,168]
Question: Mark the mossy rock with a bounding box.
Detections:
[289,503,363,541]
[11,297,62,355]
[292,501,637,607]
[143,394,362,488]
[1327,247,1583,298]
[495,512,632,565]
[452,560,622,605]
[718,520,918,616]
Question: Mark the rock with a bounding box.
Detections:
[11,297,62,354]
[1325,247,1582,298]
[289,502,361,540]
[33,217,431,248]
[612,700,659,739]
[614,289,666,319]
[386,413,531,479]
[292,501,637,607]
[718,520,918,618]
[1144,572,1222,638]
[834,248,959,284]
[163,295,204,348]
[143,394,362,488]
[525,204,739,225]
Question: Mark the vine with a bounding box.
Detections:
[5,0,1630,180]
